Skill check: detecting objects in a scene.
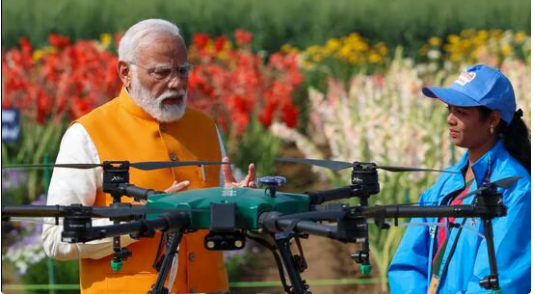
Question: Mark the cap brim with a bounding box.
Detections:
[422,86,482,107]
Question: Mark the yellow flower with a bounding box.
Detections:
[32,49,46,61]
[369,52,382,64]
[470,48,480,59]
[46,46,57,53]
[100,33,112,47]
[460,40,471,51]
[376,42,388,55]
[340,46,353,58]
[490,29,503,38]
[477,30,489,40]
[281,44,295,53]
[326,38,342,52]
[347,33,362,43]
[514,31,527,43]
[501,45,512,56]
[307,45,322,55]
[217,52,229,60]
[429,36,442,47]
[312,53,323,62]
[447,34,460,44]
[460,29,476,38]
[354,41,369,52]
[450,53,462,62]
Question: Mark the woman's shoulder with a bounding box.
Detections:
[491,151,531,207]
[494,151,530,184]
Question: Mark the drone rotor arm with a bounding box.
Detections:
[2,205,66,218]
[130,161,232,171]
[277,158,354,171]
[375,165,459,173]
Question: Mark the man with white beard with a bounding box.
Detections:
[41,19,255,294]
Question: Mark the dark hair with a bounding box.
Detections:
[479,107,531,173]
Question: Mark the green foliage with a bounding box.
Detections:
[1,117,66,201]
[2,0,530,57]
[1,259,80,294]
[225,250,257,282]
[226,119,283,178]
[21,259,79,294]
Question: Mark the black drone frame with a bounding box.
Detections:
[253,181,505,294]
[2,159,513,294]
[2,180,506,294]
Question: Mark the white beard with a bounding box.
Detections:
[129,73,188,122]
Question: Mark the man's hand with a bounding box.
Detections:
[139,181,190,204]
[222,157,256,188]
[164,180,190,193]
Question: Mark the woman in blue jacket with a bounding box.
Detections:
[388,64,531,294]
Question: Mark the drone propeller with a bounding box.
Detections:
[486,176,522,189]
[458,176,522,201]
[277,158,458,173]
[2,161,231,171]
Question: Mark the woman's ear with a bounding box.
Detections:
[489,110,501,128]
[117,61,131,89]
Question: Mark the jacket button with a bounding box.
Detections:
[159,122,167,132]
[169,153,178,161]
[188,253,195,261]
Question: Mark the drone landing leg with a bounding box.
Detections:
[149,232,183,294]
[275,235,311,294]
[247,234,291,292]
[479,219,501,292]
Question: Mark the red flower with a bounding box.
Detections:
[281,104,299,128]
[19,37,32,56]
[48,34,71,48]
[3,31,303,137]
[214,36,228,52]
[234,29,253,46]
[193,33,211,50]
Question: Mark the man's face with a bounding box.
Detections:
[129,33,190,122]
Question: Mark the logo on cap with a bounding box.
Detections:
[454,72,476,86]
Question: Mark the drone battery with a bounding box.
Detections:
[209,203,236,232]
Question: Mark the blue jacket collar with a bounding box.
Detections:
[438,140,504,204]
[452,140,504,186]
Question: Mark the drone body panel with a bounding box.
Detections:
[146,187,310,229]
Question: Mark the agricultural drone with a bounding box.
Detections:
[1,158,518,294]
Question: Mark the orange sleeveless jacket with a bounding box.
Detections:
[76,88,228,293]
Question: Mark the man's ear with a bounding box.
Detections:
[117,61,132,89]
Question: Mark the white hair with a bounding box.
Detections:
[118,19,184,62]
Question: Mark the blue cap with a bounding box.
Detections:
[422,64,516,125]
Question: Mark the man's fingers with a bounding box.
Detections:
[222,156,235,183]
[174,181,190,191]
[243,163,256,185]
[164,180,190,193]
[248,163,256,180]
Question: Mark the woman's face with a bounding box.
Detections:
[446,105,495,149]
